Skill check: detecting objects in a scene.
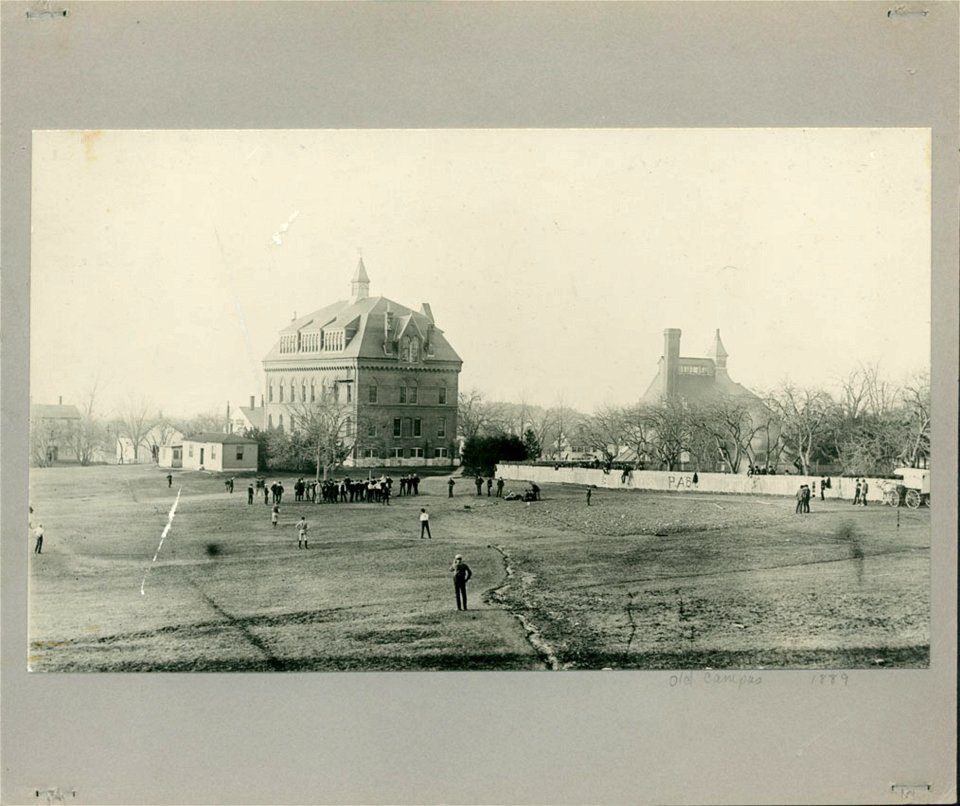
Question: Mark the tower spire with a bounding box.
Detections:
[350,257,370,301]
[710,329,728,370]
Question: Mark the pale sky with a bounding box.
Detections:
[30,128,930,417]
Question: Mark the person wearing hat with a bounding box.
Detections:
[450,554,472,610]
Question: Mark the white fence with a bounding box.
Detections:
[494,464,889,502]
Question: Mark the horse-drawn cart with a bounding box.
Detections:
[882,467,930,509]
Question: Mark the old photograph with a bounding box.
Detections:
[28,127,931,672]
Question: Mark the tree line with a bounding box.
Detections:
[457,365,930,477]
[31,364,930,480]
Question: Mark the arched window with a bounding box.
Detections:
[278,413,284,432]
[409,338,420,362]
[290,380,295,402]
[268,413,273,429]
[279,383,284,403]
[302,380,307,404]
[269,383,274,403]
[310,378,316,403]
[345,416,353,437]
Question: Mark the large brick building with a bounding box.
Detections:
[262,260,462,467]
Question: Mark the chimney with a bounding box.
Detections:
[384,306,395,344]
[226,401,231,433]
[663,329,681,399]
[420,302,434,322]
[250,395,256,410]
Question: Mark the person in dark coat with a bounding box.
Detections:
[853,479,862,505]
[247,484,254,504]
[448,477,456,497]
[475,475,483,496]
[486,477,493,497]
[450,554,472,610]
[166,473,173,488]
[586,488,592,506]
[496,477,504,498]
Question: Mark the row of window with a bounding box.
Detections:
[385,417,445,438]
[361,447,449,459]
[279,329,354,354]
[268,379,353,405]
[267,379,450,406]
[265,414,446,439]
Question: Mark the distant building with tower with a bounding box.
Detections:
[262,259,462,467]
[641,328,759,404]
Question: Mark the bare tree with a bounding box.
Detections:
[575,406,625,465]
[899,371,930,468]
[695,395,768,474]
[620,403,655,468]
[767,384,833,475]
[457,388,507,441]
[118,397,155,463]
[288,392,357,480]
[67,380,107,466]
[644,398,693,471]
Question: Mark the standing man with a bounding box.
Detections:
[486,477,493,497]
[795,485,805,514]
[853,479,862,505]
[496,477,504,498]
[419,508,432,539]
[447,477,456,498]
[860,478,869,506]
[412,473,420,495]
[802,484,811,513]
[271,505,280,528]
[33,523,44,554]
[247,483,254,504]
[296,515,309,549]
[586,488,592,507]
[450,554,472,611]
[166,473,173,488]
[531,482,541,501]
[475,475,483,496]
[263,484,270,505]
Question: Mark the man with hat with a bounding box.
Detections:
[450,554,472,611]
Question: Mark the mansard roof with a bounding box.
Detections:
[264,295,461,364]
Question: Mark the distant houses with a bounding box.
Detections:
[30,401,82,464]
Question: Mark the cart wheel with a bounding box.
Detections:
[905,489,921,509]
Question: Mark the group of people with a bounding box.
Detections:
[245,476,422,507]
[795,484,812,513]
[747,465,778,476]
[472,475,506,497]
[852,478,870,506]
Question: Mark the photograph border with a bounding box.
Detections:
[2,3,957,804]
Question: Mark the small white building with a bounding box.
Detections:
[181,432,258,472]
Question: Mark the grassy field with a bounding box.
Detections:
[27,464,930,671]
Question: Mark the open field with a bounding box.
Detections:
[27,464,929,671]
